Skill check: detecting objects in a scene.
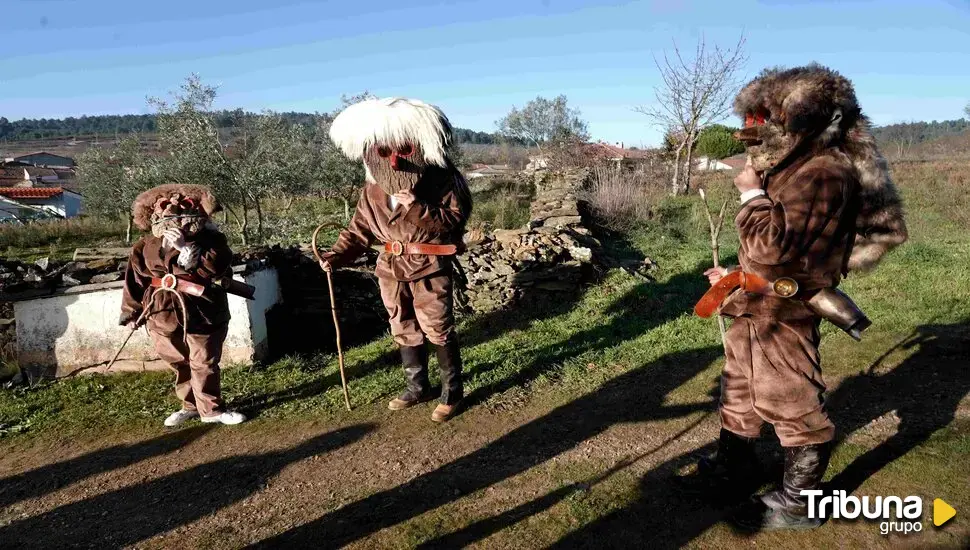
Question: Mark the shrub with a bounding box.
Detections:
[580,164,665,231]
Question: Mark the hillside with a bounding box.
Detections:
[0,112,497,148]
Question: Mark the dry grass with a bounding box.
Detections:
[580,163,666,231]
[0,216,127,260]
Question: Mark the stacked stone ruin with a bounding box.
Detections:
[457,168,602,313]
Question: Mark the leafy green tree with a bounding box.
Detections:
[496,95,590,157]
[695,124,744,159]
[76,136,162,242]
[149,75,318,245]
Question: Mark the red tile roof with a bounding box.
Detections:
[0,187,64,199]
[584,142,655,160]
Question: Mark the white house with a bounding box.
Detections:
[693,156,734,171]
[0,187,82,221]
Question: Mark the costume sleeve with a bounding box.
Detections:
[325,187,377,267]
[402,184,469,234]
[119,240,151,326]
[735,160,847,266]
[190,230,233,281]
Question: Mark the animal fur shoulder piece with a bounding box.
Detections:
[329,97,454,168]
[843,119,908,271]
[734,63,907,272]
[132,184,221,231]
[734,63,861,141]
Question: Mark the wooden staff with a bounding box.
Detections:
[312,222,352,411]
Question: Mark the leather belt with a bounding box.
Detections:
[694,270,800,318]
[150,273,206,297]
[384,241,457,256]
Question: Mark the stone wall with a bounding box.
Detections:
[458,168,602,313]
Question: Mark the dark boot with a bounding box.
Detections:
[732,442,832,531]
[676,429,762,507]
[388,344,432,411]
[431,337,464,422]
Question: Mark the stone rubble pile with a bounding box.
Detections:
[457,169,604,313]
[0,257,128,296]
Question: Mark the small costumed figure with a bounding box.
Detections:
[320,97,472,423]
[685,64,907,530]
[120,184,248,427]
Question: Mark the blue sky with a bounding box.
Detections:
[2,0,968,146]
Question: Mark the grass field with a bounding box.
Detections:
[0,162,968,548]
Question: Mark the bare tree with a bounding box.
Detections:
[638,34,747,195]
[883,121,921,160]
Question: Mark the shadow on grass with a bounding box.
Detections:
[0,423,375,548]
[0,425,215,510]
[826,317,970,495]
[251,341,722,548]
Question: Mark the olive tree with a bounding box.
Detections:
[76,136,162,242]
[496,95,590,159]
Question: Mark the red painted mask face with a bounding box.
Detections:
[364,142,427,194]
[735,107,795,172]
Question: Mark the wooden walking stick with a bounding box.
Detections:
[312,222,352,411]
[699,188,729,346]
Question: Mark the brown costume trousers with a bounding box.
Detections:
[378,272,454,347]
[719,315,836,447]
[148,321,228,417]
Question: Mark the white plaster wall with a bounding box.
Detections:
[15,268,280,378]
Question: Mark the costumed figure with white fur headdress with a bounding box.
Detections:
[120,184,247,427]
[683,64,908,530]
[321,98,472,423]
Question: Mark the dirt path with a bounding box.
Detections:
[2,362,969,549]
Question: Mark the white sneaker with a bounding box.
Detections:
[200,411,247,425]
[164,409,200,427]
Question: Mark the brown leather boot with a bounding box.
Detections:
[731,442,833,531]
[431,402,462,423]
[388,345,432,411]
[676,428,763,507]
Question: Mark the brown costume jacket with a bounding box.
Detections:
[326,173,470,281]
[120,228,233,334]
[722,150,860,319]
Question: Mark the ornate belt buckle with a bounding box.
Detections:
[773,277,799,298]
[389,241,405,256]
[160,273,178,290]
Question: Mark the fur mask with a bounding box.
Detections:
[132,184,221,237]
[733,64,861,172]
[734,64,907,271]
[329,97,454,195]
[363,141,430,194]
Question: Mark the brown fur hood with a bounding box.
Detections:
[132,184,221,231]
[735,64,908,272]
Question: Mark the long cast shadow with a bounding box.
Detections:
[548,317,970,546]
[0,426,214,511]
[252,345,721,548]
[0,423,375,548]
[826,317,970,495]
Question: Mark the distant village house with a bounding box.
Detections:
[0,151,80,221]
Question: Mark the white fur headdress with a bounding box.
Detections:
[329,97,453,167]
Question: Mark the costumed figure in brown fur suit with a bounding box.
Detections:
[121,184,247,427]
[320,98,472,423]
[682,64,908,530]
